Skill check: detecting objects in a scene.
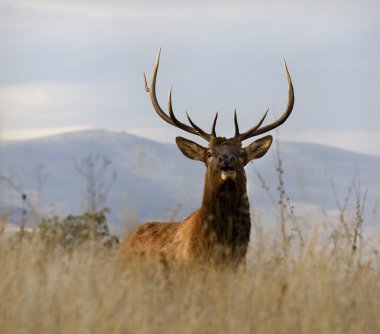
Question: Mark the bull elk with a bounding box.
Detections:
[119,50,294,266]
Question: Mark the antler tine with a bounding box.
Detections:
[143,73,149,93]
[234,110,239,137]
[236,109,269,141]
[186,112,218,139]
[234,108,268,138]
[145,48,172,125]
[168,88,210,140]
[185,112,213,140]
[211,112,218,137]
[237,60,294,141]
[145,49,212,141]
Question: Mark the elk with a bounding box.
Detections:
[119,50,294,266]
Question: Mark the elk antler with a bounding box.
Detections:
[234,60,294,141]
[144,49,217,141]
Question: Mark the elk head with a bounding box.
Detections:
[144,49,294,191]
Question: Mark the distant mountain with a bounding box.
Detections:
[1,129,379,234]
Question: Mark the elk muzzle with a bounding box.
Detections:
[219,155,237,181]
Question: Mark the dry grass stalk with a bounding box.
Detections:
[1,224,380,334]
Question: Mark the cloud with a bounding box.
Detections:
[0,81,135,129]
[0,0,379,154]
[282,130,380,157]
[0,126,94,141]
[3,0,378,36]
[0,82,94,126]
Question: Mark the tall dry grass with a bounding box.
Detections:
[1,220,379,334]
[1,143,379,333]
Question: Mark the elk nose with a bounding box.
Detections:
[219,155,235,165]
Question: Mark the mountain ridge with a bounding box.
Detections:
[2,128,379,159]
[1,129,379,233]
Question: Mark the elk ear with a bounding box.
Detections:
[244,135,273,164]
[176,137,206,162]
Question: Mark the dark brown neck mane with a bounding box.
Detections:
[198,167,251,260]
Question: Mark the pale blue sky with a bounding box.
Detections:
[0,0,379,155]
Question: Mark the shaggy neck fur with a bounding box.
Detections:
[197,169,251,258]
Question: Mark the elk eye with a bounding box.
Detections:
[207,151,212,158]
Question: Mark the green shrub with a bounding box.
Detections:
[17,210,119,250]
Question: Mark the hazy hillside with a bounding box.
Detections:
[0,129,379,233]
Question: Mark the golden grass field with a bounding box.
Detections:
[1,216,379,334]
